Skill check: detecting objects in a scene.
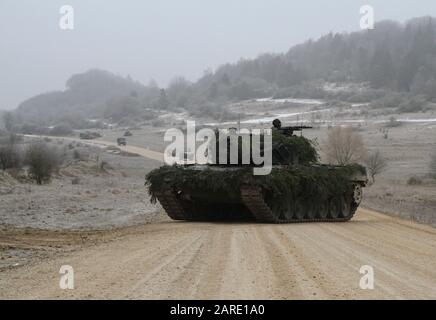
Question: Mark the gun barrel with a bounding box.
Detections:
[285,125,313,130]
[277,125,312,136]
[272,119,312,135]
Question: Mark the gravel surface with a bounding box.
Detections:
[2,208,436,299]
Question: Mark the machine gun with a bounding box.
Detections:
[272,119,312,136]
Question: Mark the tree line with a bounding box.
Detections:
[3,16,436,130]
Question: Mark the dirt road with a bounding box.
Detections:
[94,138,164,162]
[1,208,436,299]
[23,134,164,162]
[5,136,435,299]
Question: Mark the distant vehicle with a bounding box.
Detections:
[124,130,133,137]
[117,137,127,146]
[79,132,102,140]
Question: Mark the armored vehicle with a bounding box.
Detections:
[146,120,367,223]
[117,137,127,146]
[79,131,102,140]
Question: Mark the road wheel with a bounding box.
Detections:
[328,198,340,219]
[318,202,328,219]
[339,196,351,218]
[271,199,289,221]
[306,203,317,219]
[353,184,363,205]
[293,200,306,221]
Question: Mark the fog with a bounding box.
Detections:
[1,0,436,109]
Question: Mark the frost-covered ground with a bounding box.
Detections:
[255,97,325,105]
[0,141,164,230]
[204,97,436,127]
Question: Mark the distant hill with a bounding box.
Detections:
[14,69,157,127]
[11,16,436,130]
[192,17,436,102]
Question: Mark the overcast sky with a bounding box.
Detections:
[1,0,436,109]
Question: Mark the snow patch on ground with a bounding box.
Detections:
[205,108,331,126]
[256,97,325,105]
[323,82,371,93]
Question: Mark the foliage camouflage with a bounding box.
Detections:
[211,128,318,165]
[270,129,318,164]
[146,130,365,208]
[146,163,366,205]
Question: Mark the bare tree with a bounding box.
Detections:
[365,150,387,183]
[323,126,367,165]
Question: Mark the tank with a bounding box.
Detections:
[145,119,368,223]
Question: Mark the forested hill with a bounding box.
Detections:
[196,16,436,100]
[10,16,436,129]
[15,69,150,126]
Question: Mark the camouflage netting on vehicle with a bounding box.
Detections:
[270,129,318,164]
[145,164,366,204]
[212,129,318,165]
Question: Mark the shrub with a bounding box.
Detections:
[0,144,22,170]
[19,124,49,135]
[346,89,386,103]
[151,118,165,127]
[407,176,423,185]
[25,143,60,184]
[73,149,81,160]
[370,92,404,109]
[142,110,159,120]
[398,95,427,113]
